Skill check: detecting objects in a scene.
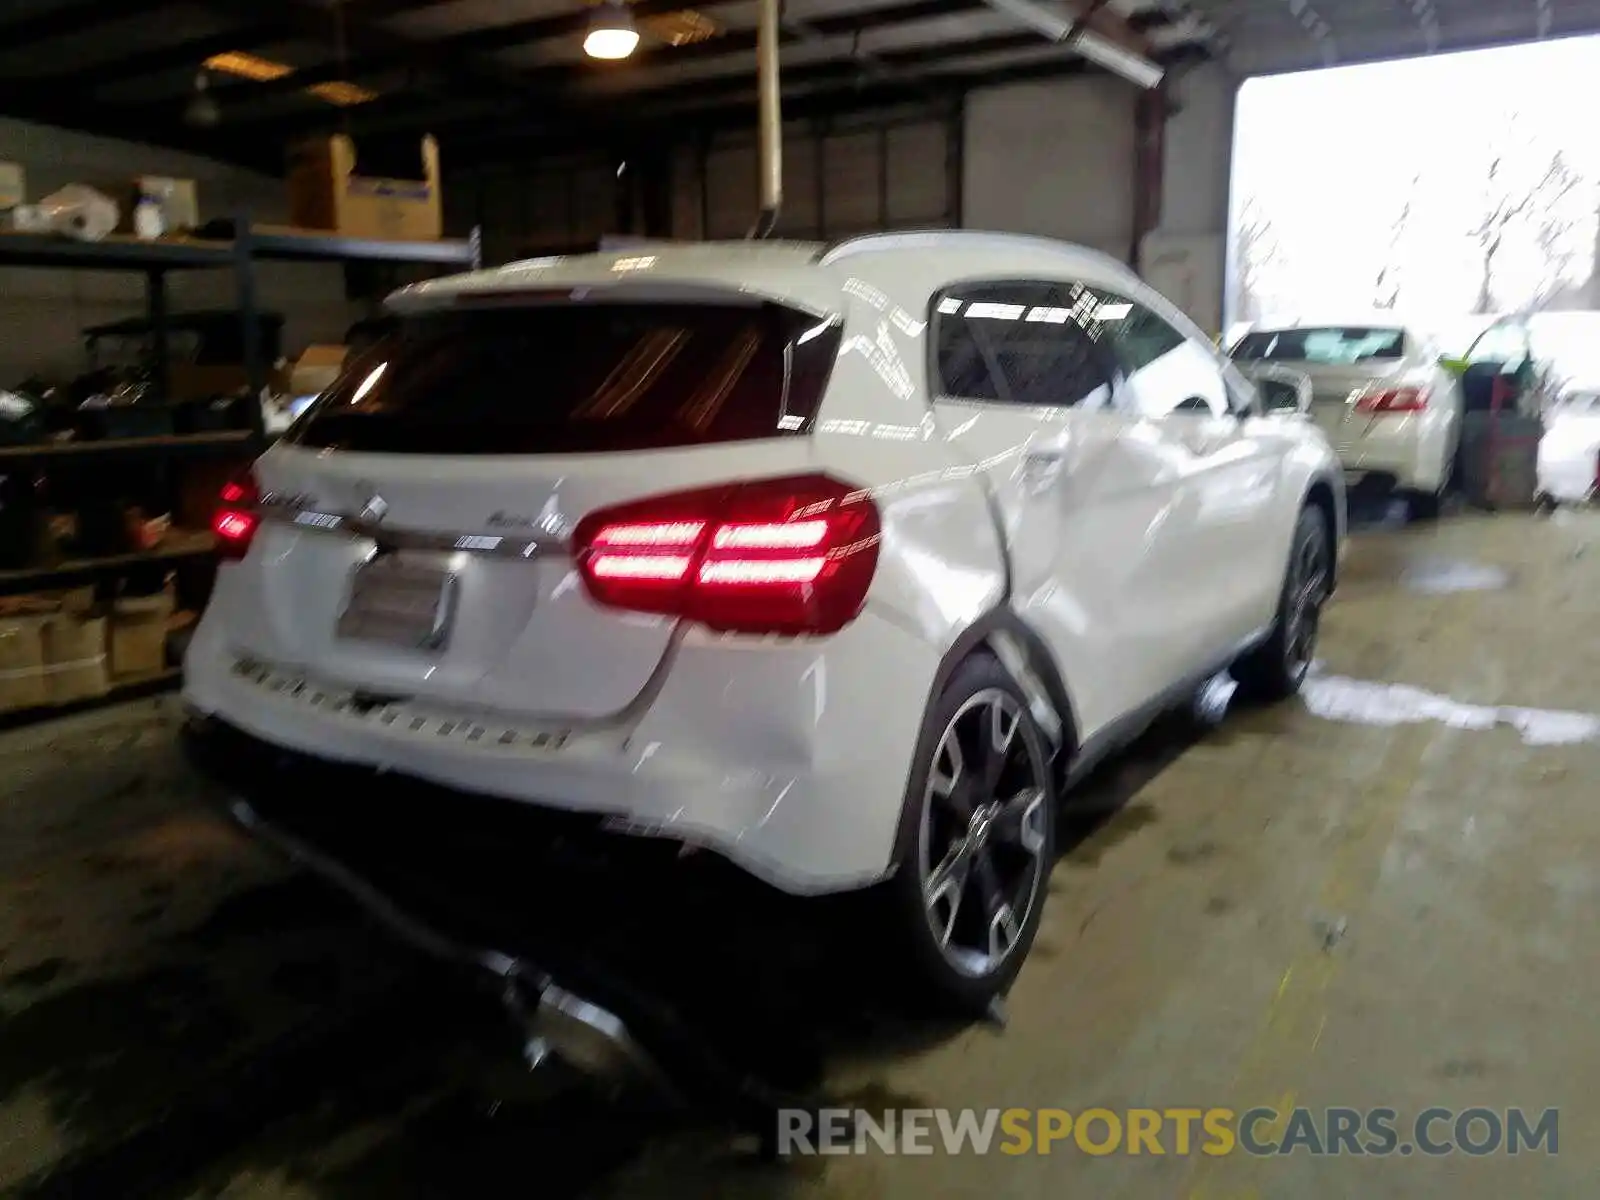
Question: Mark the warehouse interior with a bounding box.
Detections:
[2,0,1599,1195]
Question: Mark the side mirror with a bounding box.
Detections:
[1439,355,1469,376]
[1251,365,1312,417]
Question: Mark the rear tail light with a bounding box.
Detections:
[212,475,260,561]
[1354,386,1429,413]
[573,474,881,634]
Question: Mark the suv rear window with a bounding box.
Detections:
[1231,326,1405,364]
[288,301,841,455]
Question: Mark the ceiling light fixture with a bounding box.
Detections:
[184,71,220,128]
[979,0,1164,89]
[585,0,640,59]
[202,51,378,107]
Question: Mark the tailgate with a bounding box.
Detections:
[227,297,841,721]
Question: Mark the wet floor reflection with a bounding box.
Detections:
[1398,558,1513,594]
[1302,669,1599,746]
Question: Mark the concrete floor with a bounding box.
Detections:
[2,510,1597,1198]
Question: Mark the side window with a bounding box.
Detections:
[1098,295,1228,418]
[1109,300,1187,371]
[1218,358,1260,415]
[1467,322,1531,369]
[931,282,1116,409]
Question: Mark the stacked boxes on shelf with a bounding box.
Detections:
[0,193,477,726]
[0,583,176,716]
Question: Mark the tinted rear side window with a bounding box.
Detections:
[289,302,841,455]
[1231,327,1406,364]
[931,282,1117,409]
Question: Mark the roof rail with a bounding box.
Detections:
[816,229,1139,281]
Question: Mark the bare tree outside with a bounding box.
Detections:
[1530,151,1594,307]
[1231,69,1600,327]
[1233,196,1283,322]
[1373,173,1422,310]
[1465,116,1589,312]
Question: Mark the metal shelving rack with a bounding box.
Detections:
[0,218,480,717]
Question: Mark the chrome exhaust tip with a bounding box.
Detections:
[227,798,680,1103]
[503,977,679,1100]
[1192,670,1238,726]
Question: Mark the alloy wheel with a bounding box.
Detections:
[918,689,1050,978]
[1285,526,1330,677]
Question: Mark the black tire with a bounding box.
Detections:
[882,653,1057,1015]
[1234,506,1331,702]
[1406,488,1442,521]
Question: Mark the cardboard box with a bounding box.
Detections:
[110,591,173,681]
[0,593,60,618]
[167,363,250,402]
[125,175,199,233]
[0,587,96,617]
[104,175,198,236]
[288,134,441,241]
[0,616,47,713]
[0,161,23,210]
[42,613,109,705]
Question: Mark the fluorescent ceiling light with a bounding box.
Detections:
[643,9,718,45]
[978,0,1164,89]
[1075,34,1164,89]
[307,80,379,107]
[204,51,290,82]
[203,51,377,106]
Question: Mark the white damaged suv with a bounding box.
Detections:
[185,233,1344,1011]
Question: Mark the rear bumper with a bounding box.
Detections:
[182,606,939,896]
[1335,414,1453,493]
[1538,449,1598,503]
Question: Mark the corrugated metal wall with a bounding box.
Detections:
[450,105,959,257]
[446,154,624,262]
[441,68,1237,333]
[0,116,356,384]
[962,74,1139,262]
[677,112,956,240]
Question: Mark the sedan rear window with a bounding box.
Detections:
[1232,327,1406,365]
[288,301,841,455]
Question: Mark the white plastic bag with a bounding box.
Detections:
[33,184,121,242]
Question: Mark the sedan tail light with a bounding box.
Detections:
[573,474,881,634]
[1355,386,1430,413]
[212,475,260,561]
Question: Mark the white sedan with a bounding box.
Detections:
[184,232,1344,1012]
[1229,321,1462,517]
[1539,390,1600,505]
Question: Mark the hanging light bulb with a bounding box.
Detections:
[184,71,220,128]
[584,0,639,59]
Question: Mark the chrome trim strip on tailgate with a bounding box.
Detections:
[230,656,575,750]
[256,494,567,560]
[227,615,689,734]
